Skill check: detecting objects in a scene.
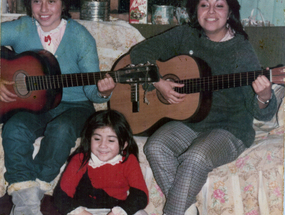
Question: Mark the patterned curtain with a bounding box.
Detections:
[238,0,285,26]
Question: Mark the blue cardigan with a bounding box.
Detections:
[1,16,108,103]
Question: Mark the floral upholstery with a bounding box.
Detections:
[195,85,284,215]
[196,133,283,215]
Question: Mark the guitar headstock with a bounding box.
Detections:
[116,62,160,84]
[271,66,285,85]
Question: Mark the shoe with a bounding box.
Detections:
[9,182,45,215]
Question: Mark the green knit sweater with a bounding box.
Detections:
[130,25,277,147]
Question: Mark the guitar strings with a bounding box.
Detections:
[22,72,117,91]
[24,65,157,91]
[175,70,270,94]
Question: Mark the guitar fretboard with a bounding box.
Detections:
[26,72,117,91]
[175,70,271,94]
[25,63,159,91]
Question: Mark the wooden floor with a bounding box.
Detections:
[0,194,61,215]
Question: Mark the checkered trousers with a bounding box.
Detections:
[144,121,246,215]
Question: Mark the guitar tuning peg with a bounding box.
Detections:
[127,64,135,68]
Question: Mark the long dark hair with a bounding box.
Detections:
[73,110,139,169]
[186,0,248,40]
[24,0,71,19]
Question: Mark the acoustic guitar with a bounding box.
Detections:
[109,54,285,136]
[0,47,160,123]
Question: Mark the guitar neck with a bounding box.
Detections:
[175,70,271,94]
[26,71,116,91]
[25,62,160,91]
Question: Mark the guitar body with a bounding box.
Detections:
[0,47,160,124]
[109,54,212,135]
[0,47,62,123]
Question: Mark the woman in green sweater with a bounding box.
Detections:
[130,0,277,214]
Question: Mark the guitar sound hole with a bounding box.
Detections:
[157,73,180,105]
[13,70,30,98]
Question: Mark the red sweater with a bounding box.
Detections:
[54,153,148,215]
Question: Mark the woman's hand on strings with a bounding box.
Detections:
[252,74,272,107]
[154,78,186,104]
[0,79,17,102]
[97,73,116,98]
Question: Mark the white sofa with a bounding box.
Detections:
[0,16,284,215]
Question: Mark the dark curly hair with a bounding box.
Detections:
[186,0,248,40]
[24,0,71,19]
[72,110,139,169]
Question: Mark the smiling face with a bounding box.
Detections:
[91,126,127,162]
[197,0,230,41]
[31,0,63,32]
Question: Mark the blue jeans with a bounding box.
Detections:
[2,101,95,184]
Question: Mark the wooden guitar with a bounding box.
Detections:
[0,47,160,123]
[109,54,285,135]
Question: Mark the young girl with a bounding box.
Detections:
[53,110,148,215]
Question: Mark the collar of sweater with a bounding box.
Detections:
[35,19,67,36]
[89,153,123,169]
